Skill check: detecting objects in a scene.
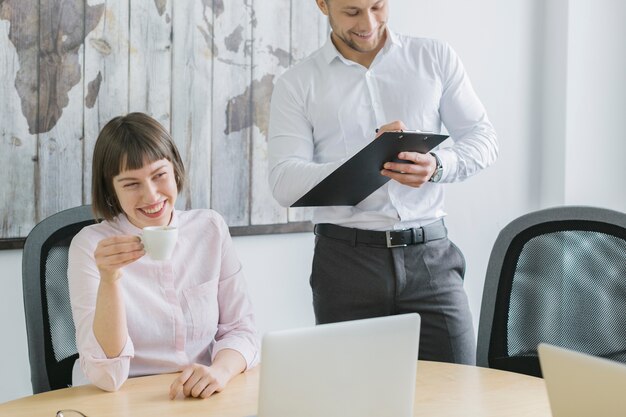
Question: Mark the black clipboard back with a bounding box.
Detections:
[291,131,448,207]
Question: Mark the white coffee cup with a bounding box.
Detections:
[141,226,178,260]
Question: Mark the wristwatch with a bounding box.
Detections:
[428,152,443,183]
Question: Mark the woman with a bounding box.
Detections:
[68,113,258,398]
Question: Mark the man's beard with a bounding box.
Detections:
[330,19,387,53]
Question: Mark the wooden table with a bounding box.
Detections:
[0,361,552,417]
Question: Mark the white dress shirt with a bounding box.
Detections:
[68,209,259,391]
[268,29,498,230]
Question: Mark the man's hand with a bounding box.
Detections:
[381,151,438,188]
[374,120,437,187]
[169,363,228,399]
[375,120,407,138]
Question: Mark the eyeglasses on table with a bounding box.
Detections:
[56,410,88,417]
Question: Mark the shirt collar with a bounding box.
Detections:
[386,28,401,49]
[321,35,342,64]
[321,27,400,66]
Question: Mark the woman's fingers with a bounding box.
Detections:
[169,364,226,399]
[94,235,145,279]
[169,366,194,400]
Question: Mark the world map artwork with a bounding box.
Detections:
[0,0,105,134]
[0,0,288,136]
[0,0,324,242]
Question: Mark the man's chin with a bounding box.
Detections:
[349,35,384,52]
[349,41,379,54]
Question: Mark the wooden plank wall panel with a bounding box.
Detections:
[171,0,212,211]
[249,0,289,225]
[83,0,130,203]
[128,0,172,128]
[291,0,328,63]
[0,7,36,238]
[210,0,252,226]
[0,1,324,244]
[287,0,327,223]
[37,0,88,220]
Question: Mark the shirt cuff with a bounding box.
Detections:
[211,338,260,370]
[79,331,135,391]
[432,148,457,183]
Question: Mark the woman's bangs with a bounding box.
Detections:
[118,134,170,173]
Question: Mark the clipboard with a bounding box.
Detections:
[291,131,449,207]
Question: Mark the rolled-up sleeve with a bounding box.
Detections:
[68,231,134,391]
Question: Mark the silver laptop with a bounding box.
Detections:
[256,313,421,417]
[538,343,626,417]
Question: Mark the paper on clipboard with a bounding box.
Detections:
[290,131,449,207]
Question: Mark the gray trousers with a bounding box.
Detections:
[310,233,476,365]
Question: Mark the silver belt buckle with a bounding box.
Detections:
[386,230,408,248]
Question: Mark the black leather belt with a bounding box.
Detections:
[314,219,447,248]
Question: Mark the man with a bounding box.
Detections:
[267,0,498,364]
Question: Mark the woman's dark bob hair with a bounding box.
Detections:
[91,112,185,221]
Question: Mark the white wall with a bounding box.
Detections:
[564,0,626,210]
[541,0,626,211]
[0,250,31,402]
[1,0,624,404]
[234,233,315,336]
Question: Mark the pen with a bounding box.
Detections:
[375,128,430,134]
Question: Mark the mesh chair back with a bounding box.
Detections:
[22,205,96,393]
[477,206,626,377]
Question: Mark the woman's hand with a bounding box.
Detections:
[169,363,229,399]
[94,235,144,283]
[169,350,247,399]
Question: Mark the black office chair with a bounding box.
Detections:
[476,205,626,377]
[22,205,97,393]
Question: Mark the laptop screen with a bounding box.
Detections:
[539,343,626,417]
[256,313,420,417]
